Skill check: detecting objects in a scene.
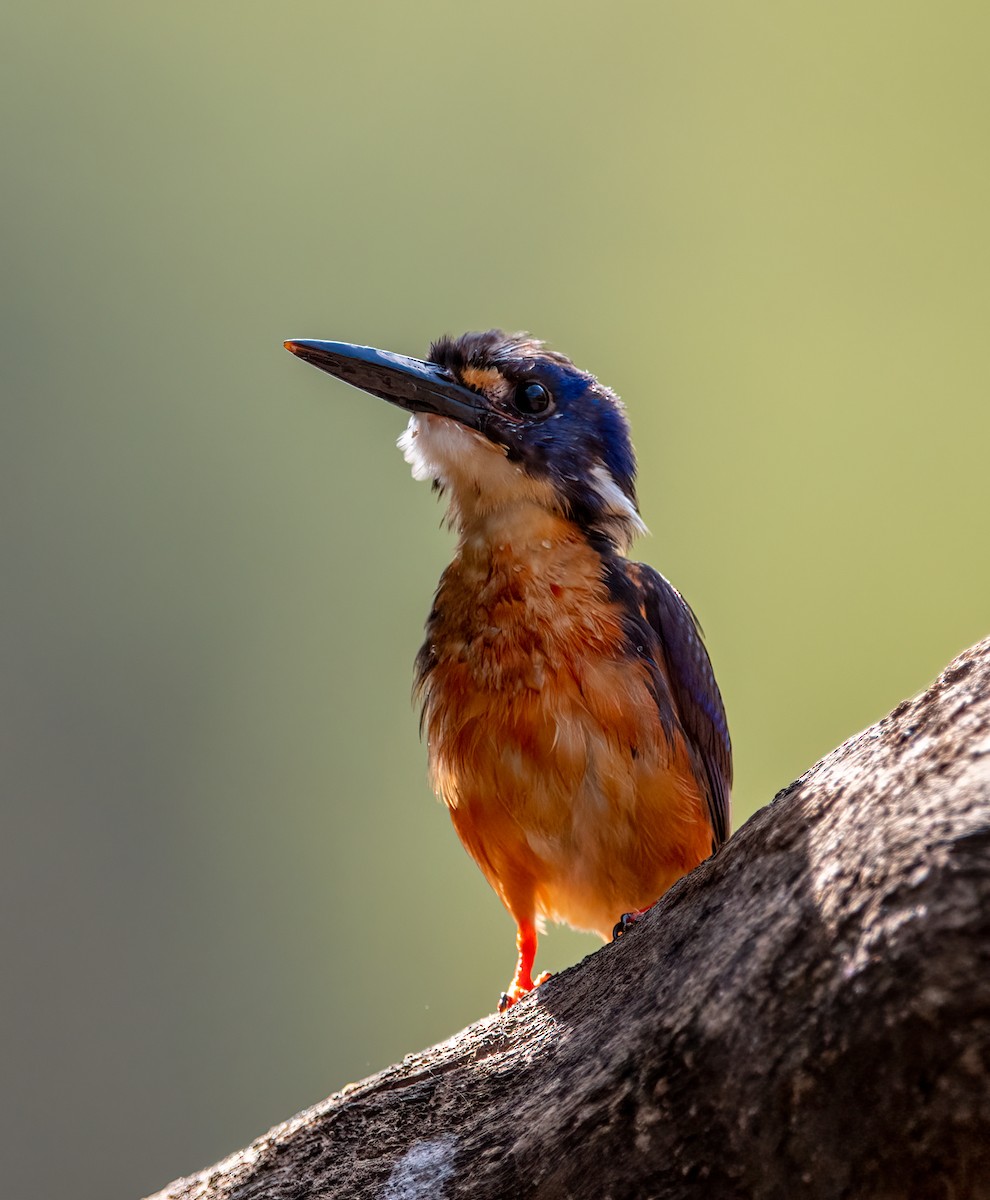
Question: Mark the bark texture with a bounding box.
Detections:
[149,638,990,1200]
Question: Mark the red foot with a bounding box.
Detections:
[612,906,651,940]
[497,921,551,1012]
[498,971,552,1013]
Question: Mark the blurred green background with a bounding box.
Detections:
[3,2,988,1196]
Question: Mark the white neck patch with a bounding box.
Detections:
[588,464,648,541]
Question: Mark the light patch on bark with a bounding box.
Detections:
[381,1136,458,1199]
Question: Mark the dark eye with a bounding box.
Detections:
[515,381,553,416]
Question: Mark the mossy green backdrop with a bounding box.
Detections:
[4,3,988,1196]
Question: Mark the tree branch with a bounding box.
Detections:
[148,638,990,1200]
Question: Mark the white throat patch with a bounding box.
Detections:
[397,414,543,516]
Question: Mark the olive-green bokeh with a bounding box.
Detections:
[4,3,988,1196]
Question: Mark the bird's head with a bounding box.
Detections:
[284,330,646,550]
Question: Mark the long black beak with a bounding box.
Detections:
[284,339,487,430]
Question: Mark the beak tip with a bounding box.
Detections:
[281,337,485,429]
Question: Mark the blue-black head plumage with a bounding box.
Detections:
[428,330,644,548]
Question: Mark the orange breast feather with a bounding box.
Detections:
[417,517,714,941]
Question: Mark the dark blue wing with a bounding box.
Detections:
[626,561,732,848]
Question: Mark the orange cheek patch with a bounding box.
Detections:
[459,365,502,392]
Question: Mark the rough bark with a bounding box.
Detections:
[148,638,990,1200]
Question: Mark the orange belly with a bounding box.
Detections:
[417,515,714,940]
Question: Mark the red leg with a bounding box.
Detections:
[498,921,551,1012]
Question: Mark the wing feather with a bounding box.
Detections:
[621,560,732,848]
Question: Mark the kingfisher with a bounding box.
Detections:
[284,331,731,1010]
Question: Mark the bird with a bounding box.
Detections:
[284,330,732,1011]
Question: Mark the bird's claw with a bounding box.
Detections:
[612,910,643,940]
[497,971,552,1013]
